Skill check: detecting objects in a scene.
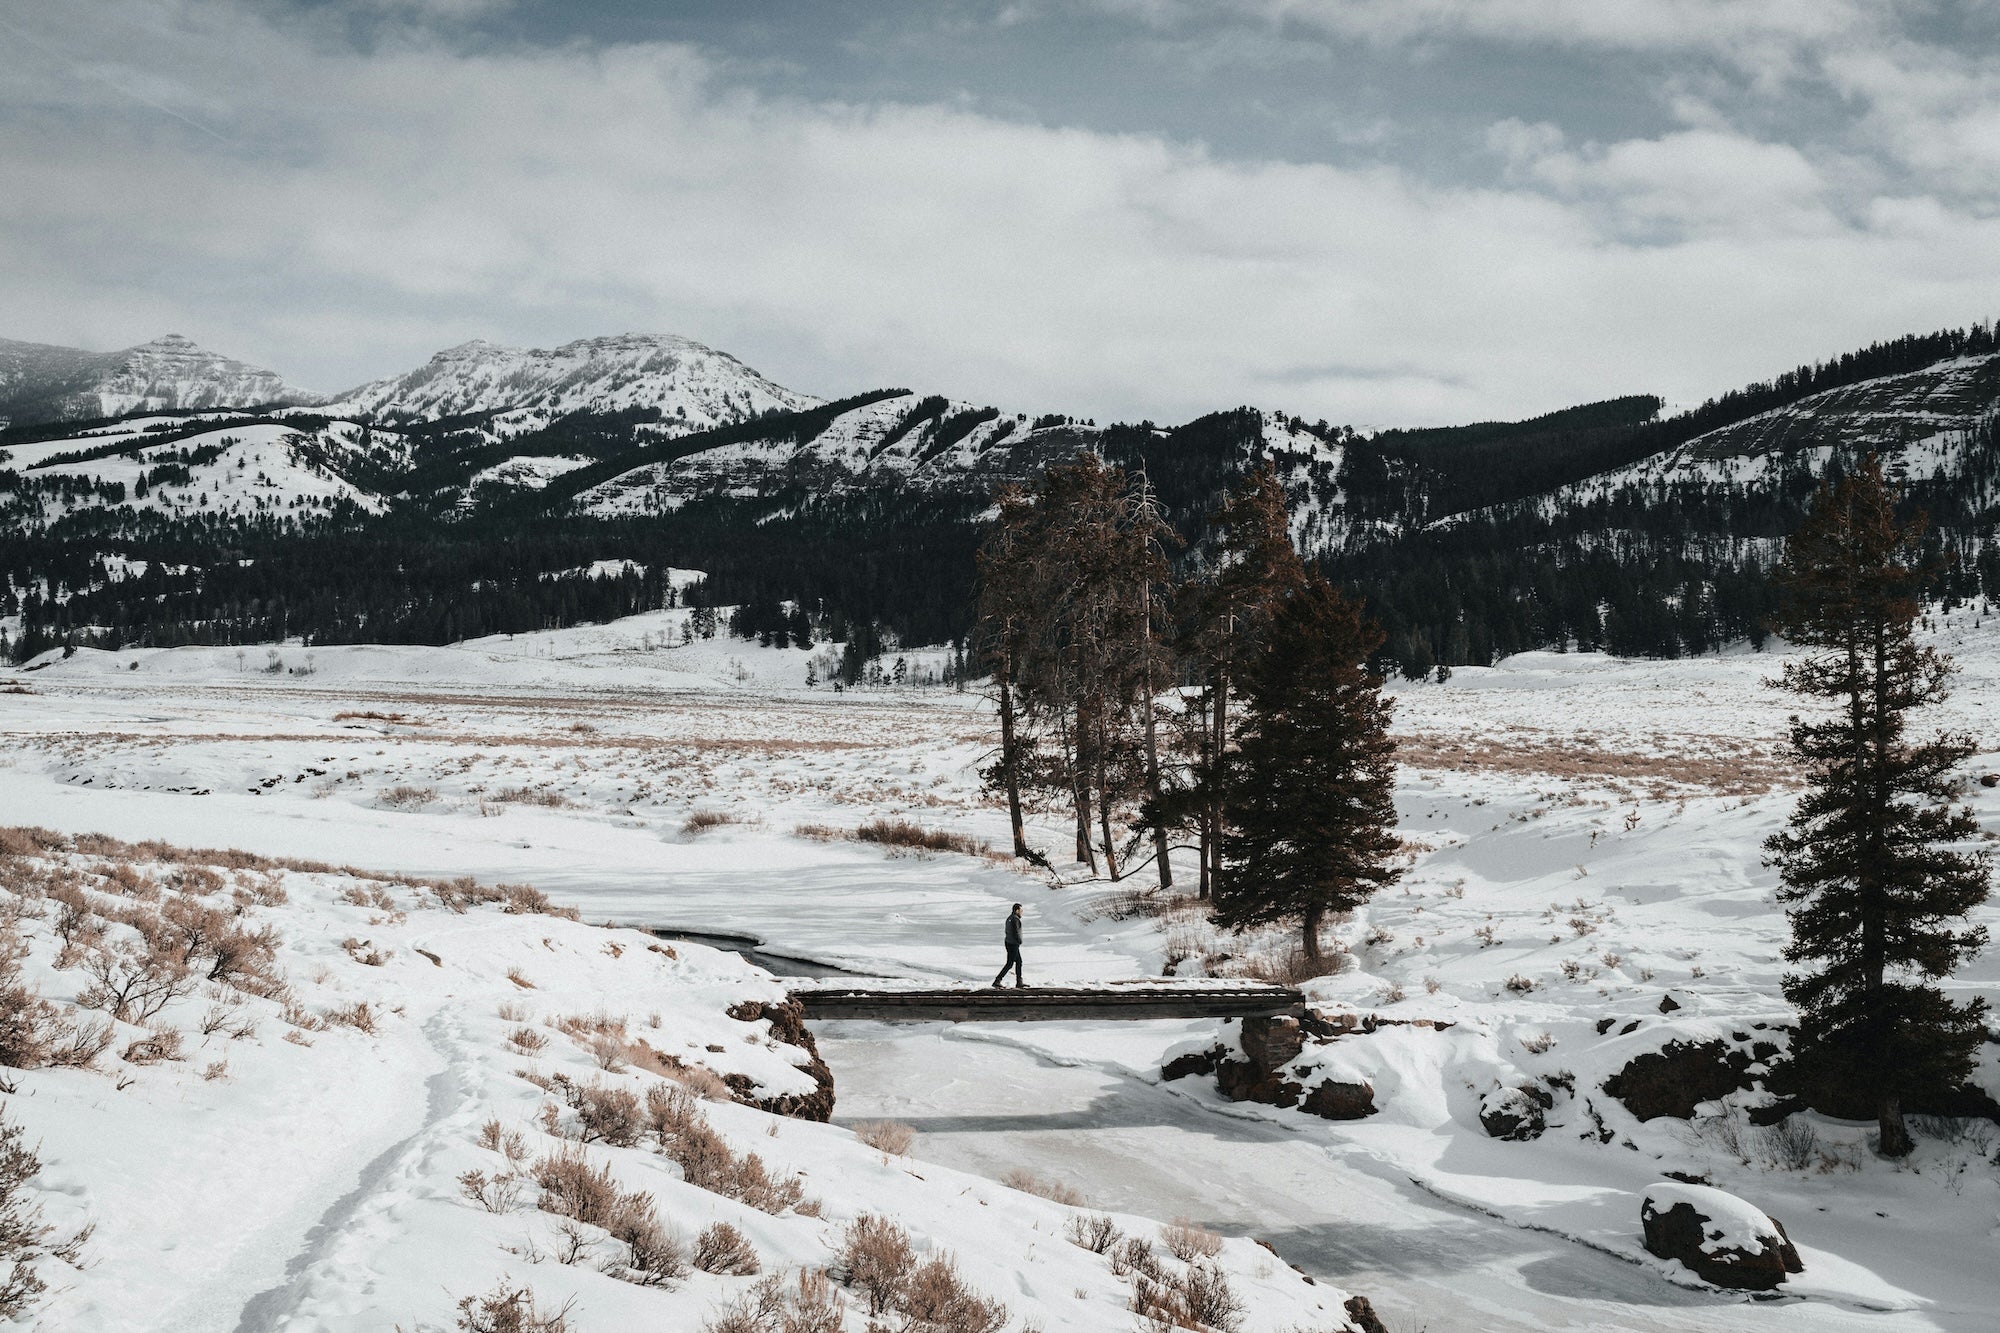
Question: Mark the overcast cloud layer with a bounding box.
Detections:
[2,0,1997,426]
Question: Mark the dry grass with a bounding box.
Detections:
[852,1120,916,1156]
[853,818,990,858]
[1393,730,1791,797]
[378,785,438,809]
[682,809,754,835]
[1000,1167,1085,1207]
[1161,1216,1223,1262]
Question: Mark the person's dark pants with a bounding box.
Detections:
[993,944,1023,987]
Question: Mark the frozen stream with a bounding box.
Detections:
[817,1025,1951,1333]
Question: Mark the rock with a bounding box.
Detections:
[1300,1078,1377,1120]
[1479,1084,1553,1140]
[1603,1039,1747,1121]
[1161,1044,1226,1081]
[1640,1182,1803,1290]
[1240,1015,1306,1069]
[725,999,835,1121]
[1343,1294,1390,1333]
[1658,994,1681,1013]
[1215,1058,1303,1108]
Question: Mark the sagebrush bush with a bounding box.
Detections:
[1161,1216,1223,1263]
[693,1221,760,1275]
[1066,1213,1121,1253]
[897,1255,1008,1333]
[702,1270,844,1333]
[852,1120,915,1156]
[453,1281,574,1333]
[0,1109,88,1320]
[839,1213,915,1315]
[643,1085,811,1214]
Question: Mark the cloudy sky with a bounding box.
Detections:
[3,0,1997,426]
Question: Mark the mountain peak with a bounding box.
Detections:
[322,332,819,428]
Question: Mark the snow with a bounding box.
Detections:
[3,604,1999,1330]
[1641,1182,1780,1254]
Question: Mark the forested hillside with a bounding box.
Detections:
[4,321,1997,675]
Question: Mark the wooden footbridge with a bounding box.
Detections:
[792,982,1305,1024]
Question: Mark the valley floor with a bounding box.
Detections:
[2,606,1997,1330]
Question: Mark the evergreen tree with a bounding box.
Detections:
[1180,466,1306,897]
[1214,572,1401,961]
[1764,455,1991,1158]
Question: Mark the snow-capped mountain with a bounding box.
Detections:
[319,332,818,430]
[0,334,312,428]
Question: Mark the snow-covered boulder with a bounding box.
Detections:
[1602,1037,1749,1121]
[1640,1182,1803,1290]
[1478,1084,1552,1140]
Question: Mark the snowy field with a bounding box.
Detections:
[2,602,1998,1331]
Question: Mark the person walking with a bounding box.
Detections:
[992,902,1025,988]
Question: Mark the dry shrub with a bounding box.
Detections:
[666,1063,735,1102]
[683,810,750,835]
[1110,1236,1166,1283]
[0,931,111,1070]
[899,1254,1008,1333]
[1066,1213,1121,1254]
[1000,1167,1085,1207]
[379,785,437,810]
[494,786,570,808]
[453,1281,574,1333]
[436,878,506,913]
[791,823,840,842]
[458,1168,524,1213]
[853,819,989,858]
[693,1221,760,1276]
[499,884,580,920]
[853,1120,915,1156]
[644,1084,811,1214]
[76,940,195,1024]
[478,1118,531,1167]
[505,967,535,990]
[838,1214,916,1316]
[1134,1262,1243,1333]
[549,1075,645,1148]
[340,937,389,966]
[703,1270,844,1333]
[1231,943,1347,987]
[1161,1216,1223,1263]
[507,1026,549,1054]
[0,1109,89,1320]
[120,1026,184,1065]
[529,1146,685,1287]
[324,1001,379,1034]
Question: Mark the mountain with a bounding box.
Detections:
[5,317,1997,670]
[0,334,312,427]
[318,333,818,429]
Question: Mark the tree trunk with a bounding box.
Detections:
[1879,1094,1914,1158]
[1302,903,1324,963]
[1097,740,1121,882]
[1209,662,1230,892]
[1139,594,1172,890]
[996,665,1029,859]
[1070,703,1097,872]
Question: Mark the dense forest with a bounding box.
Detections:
[5,321,1997,674]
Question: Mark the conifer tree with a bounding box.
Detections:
[1214,572,1401,960]
[1181,466,1306,896]
[1765,454,1991,1158]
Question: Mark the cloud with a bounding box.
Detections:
[2,0,1997,428]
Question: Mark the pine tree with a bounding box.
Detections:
[1181,466,1307,897]
[1764,455,1991,1158]
[1214,573,1401,961]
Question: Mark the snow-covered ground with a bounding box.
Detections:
[2,605,1997,1330]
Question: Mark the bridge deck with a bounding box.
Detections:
[793,983,1304,1023]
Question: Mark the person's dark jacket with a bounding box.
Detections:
[1004,912,1022,948]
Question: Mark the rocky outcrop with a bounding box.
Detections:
[1603,1039,1749,1121]
[1343,1294,1390,1333]
[1641,1183,1802,1291]
[1162,1044,1228,1081]
[1479,1084,1553,1140]
[1207,1016,1378,1121]
[726,998,836,1122]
